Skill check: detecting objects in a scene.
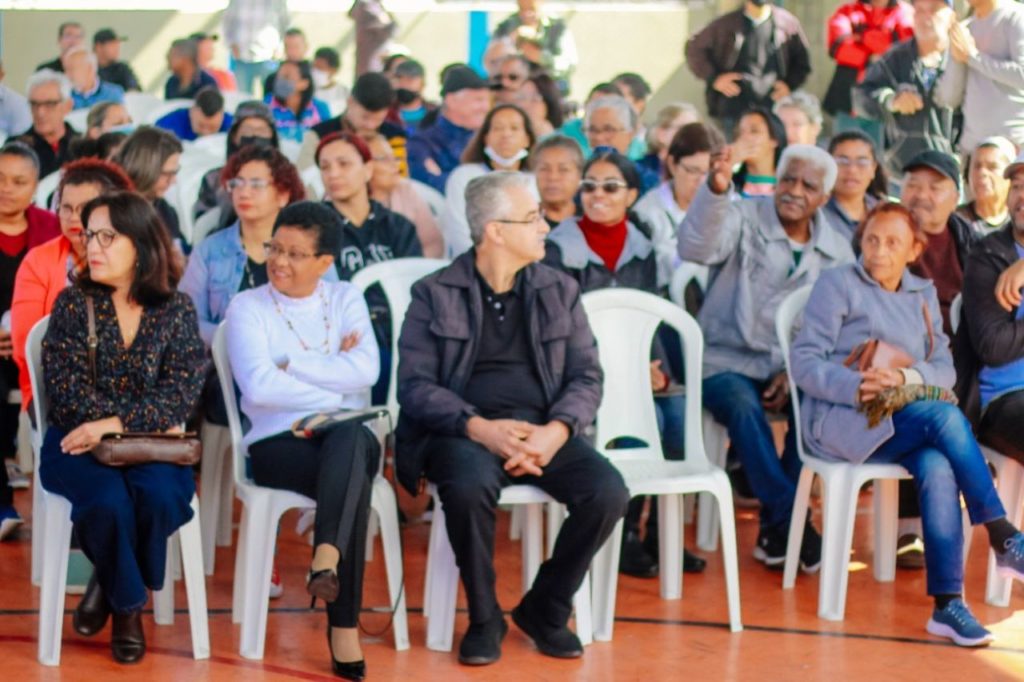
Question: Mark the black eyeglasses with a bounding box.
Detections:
[580,179,628,194]
[81,229,118,248]
[495,212,544,226]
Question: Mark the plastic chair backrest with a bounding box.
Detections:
[211,323,249,489]
[349,257,449,417]
[775,284,813,462]
[174,159,220,244]
[26,317,50,458]
[302,164,324,201]
[124,92,162,124]
[410,179,444,219]
[34,170,61,209]
[185,133,228,164]
[191,207,223,248]
[668,261,709,307]
[144,99,193,125]
[279,139,302,163]
[221,91,255,116]
[64,109,89,132]
[582,288,710,465]
[950,293,962,335]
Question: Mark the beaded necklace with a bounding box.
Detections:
[269,283,332,354]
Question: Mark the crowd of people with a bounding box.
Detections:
[2,0,1024,676]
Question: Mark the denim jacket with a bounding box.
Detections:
[179,222,339,346]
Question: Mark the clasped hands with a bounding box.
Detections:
[858,367,905,405]
[466,416,569,477]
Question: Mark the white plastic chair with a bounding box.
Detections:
[174,158,221,245]
[27,317,209,665]
[211,324,409,659]
[410,179,444,219]
[222,91,256,115]
[184,133,228,164]
[64,109,90,133]
[582,288,742,641]
[124,92,163,124]
[302,163,325,201]
[144,99,193,126]
[191,207,223,248]
[279,138,302,163]
[667,261,709,308]
[34,170,61,210]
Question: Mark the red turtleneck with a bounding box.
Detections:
[578,214,627,272]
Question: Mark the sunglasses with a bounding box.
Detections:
[580,179,629,194]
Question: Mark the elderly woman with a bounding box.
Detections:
[956,136,1015,236]
[40,192,205,663]
[86,101,132,140]
[637,102,700,178]
[583,94,659,193]
[531,134,583,228]
[366,133,443,257]
[731,107,787,198]
[266,60,331,145]
[823,130,890,241]
[113,126,187,253]
[225,201,380,680]
[634,123,721,287]
[441,104,537,257]
[791,202,1024,648]
[773,91,824,147]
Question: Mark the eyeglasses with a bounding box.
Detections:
[58,202,89,220]
[676,163,707,177]
[584,126,625,136]
[495,211,544,225]
[29,99,63,110]
[263,242,319,262]
[834,156,874,168]
[81,228,118,248]
[227,178,271,192]
[371,155,397,164]
[580,179,628,194]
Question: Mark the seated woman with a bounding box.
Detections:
[634,122,720,287]
[113,126,188,253]
[791,202,1024,647]
[39,191,205,663]
[266,60,331,145]
[366,133,443,258]
[544,149,705,578]
[441,104,536,258]
[85,101,132,139]
[224,201,380,680]
[823,130,889,242]
[731,107,786,198]
[956,136,1015,237]
[531,134,583,229]
[635,102,699,179]
[510,73,564,139]
[180,144,309,347]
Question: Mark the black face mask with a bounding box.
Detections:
[238,135,273,149]
[395,88,419,105]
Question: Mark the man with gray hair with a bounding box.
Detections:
[678,143,854,571]
[14,69,78,177]
[62,45,125,110]
[396,171,628,666]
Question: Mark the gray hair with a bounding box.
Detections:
[530,134,585,172]
[773,91,823,128]
[62,44,97,71]
[465,171,535,246]
[584,94,637,133]
[777,144,838,194]
[26,68,72,101]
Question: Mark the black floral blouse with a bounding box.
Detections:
[42,286,206,433]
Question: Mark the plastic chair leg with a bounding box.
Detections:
[30,470,45,586]
[371,476,409,651]
[231,503,251,624]
[215,434,234,548]
[697,412,726,552]
[819,473,858,621]
[521,504,544,593]
[573,572,594,646]
[198,422,226,576]
[179,495,210,659]
[872,478,899,583]
[783,467,814,589]
[657,494,683,600]
[712,476,743,632]
[153,534,178,625]
[239,502,277,659]
[37,494,73,666]
[425,502,459,652]
[509,505,524,541]
[590,518,624,642]
[986,457,1024,607]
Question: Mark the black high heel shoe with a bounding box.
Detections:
[307,568,340,608]
[327,624,366,681]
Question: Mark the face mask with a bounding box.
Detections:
[238,135,273,149]
[311,68,330,89]
[273,78,297,100]
[395,88,419,105]
[107,123,135,135]
[484,146,529,167]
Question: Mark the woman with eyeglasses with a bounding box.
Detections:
[823,130,890,243]
[113,126,188,254]
[731,107,787,199]
[634,123,722,288]
[224,201,380,680]
[441,104,538,258]
[544,149,706,579]
[39,191,205,663]
[366,133,443,258]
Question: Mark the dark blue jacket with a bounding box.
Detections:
[407,114,475,194]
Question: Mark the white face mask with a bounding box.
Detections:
[484,146,528,168]
[311,68,330,89]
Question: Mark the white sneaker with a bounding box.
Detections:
[269,568,284,599]
[5,462,28,490]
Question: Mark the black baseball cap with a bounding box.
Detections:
[441,66,489,97]
[93,29,127,45]
[188,31,220,42]
[902,150,961,191]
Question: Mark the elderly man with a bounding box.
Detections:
[93,29,140,92]
[165,38,218,100]
[407,66,491,193]
[396,172,628,665]
[0,62,31,138]
[155,86,232,141]
[678,144,854,570]
[14,70,78,178]
[36,21,84,73]
[63,45,125,111]
[584,94,659,192]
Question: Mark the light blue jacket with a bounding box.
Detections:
[677,183,855,380]
[790,261,953,464]
[179,222,339,346]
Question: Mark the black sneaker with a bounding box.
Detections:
[619,531,658,578]
[641,535,707,574]
[800,524,822,574]
[458,614,508,666]
[511,595,583,659]
[896,533,925,570]
[753,525,787,568]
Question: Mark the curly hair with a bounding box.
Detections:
[220,144,304,203]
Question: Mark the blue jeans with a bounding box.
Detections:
[230,59,277,97]
[703,372,802,531]
[867,401,1006,595]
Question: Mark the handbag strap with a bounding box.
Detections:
[86,295,98,386]
[921,298,935,362]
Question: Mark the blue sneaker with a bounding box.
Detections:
[926,598,994,647]
[0,505,22,541]
[996,532,1024,582]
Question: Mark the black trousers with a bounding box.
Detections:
[249,422,381,628]
[0,358,20,507]
[979,390,1024,464]
[426,435,629,626]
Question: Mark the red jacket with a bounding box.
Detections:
[828,0,914,79]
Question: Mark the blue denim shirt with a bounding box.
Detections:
[179,222,339,346]
[71,80,125,110]
[408,114,475,193]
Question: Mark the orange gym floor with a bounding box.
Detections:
[3,483,1024,681]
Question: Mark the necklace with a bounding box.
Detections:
[243,258,259,289]
[269,284,332,354]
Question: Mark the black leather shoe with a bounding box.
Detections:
[683,549,707,574]
[619,531,658,578]
[73,575,110,637]
[511,597,583,659]
[110,610,145,664]
[458,613,508,666]
[307,568,340,607]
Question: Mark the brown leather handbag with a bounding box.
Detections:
[85,296,202,467]
[843,300,935,371]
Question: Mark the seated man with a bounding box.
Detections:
[678,144,855,570]
[63,45,125,111]
[14,70,78,178]
[190,32,237,92]
[396,171,628,665]
[165,38,218,100]
[93,28,140,92]
[36,21,84,73]
[155,86,232,141]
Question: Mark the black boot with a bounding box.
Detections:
[619,530,658,578]
[110,610,145,664]
[73,575,110,636]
